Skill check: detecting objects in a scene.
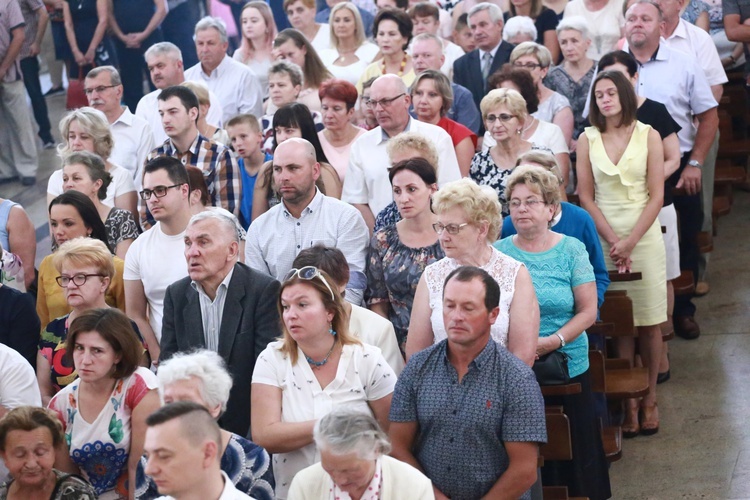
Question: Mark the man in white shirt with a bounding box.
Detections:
[408,2,464,79]
[184,17,263,123]
[343,74,461,230]
[124,157,191,364]
[85,66,154,188]
[144,402,253,500]
[625,0,718,339]
[137,42,224,146]
[247,138,369,305]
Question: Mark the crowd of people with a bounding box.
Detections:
[0,0,739,497]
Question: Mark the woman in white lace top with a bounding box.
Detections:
[405,178,539,366]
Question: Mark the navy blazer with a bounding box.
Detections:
[160,262,281,437]
[453,41,516,110]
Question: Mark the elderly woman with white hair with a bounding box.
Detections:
[503,16,538,45]
[135,350,275,500]
[288,408,434,499]
[510,41,575,148]
[544,16,596,150]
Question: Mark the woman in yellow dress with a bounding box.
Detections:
[577,70,666,438]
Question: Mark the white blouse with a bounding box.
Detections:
[47,163,137,206]
[319,43,380,86]
[252,341,396,499]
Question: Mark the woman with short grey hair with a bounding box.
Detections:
[288,408,434,499]
[134,350,275,500]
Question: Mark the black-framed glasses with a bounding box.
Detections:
[508,199,546,209]
[366,93,406,109]
[83,84,118,95]
[56,274,105,287]
[283,266,336,300]
[433,222,469,235]
[485,113,516,123]
[139,184,184,200]
[512,62,542,69]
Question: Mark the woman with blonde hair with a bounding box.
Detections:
[48,107,138,222]
[251,267,396,499]
[234,1,277,97]
[272,29,333,113]
[406,178,539,366]
[180,81,230,146]
[511,41,575,147]
[319,2,379,86]
[470,88,553,216]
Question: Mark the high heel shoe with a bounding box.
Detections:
[640,402,659,436]
[622,400,640,438]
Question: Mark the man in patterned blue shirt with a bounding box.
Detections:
[389,266,547,499]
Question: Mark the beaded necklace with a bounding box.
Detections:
[382,53,408,76]
[304,338,337,369]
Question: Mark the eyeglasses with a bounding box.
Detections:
[366,93,406,109]
[432,222,469,235]
[283,266,336,300]
[485,113,516,123]
[512,62,542,69]
[56,274,104,287]
[508,199,546,209]
[83,85,118,95]
[139,184,184,200]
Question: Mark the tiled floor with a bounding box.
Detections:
[2,61,749,499]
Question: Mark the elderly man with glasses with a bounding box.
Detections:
[343,74,461,232]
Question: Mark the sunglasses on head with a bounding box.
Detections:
[283,266,336,300]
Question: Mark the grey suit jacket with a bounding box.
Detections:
[160,262,281,437]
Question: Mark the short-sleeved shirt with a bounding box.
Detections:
[631,42,717,153]
[495,235,595,377]
[252,341,396,499]
[389,339,547,500]
[18,0,44,59]
[0,0,27,82]
[48,367,158,499]
[545,63,597,140]
[636,98,682,206]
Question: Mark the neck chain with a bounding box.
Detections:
[522,116,535,136]
[305,338,337,369]
[382,53,408,76]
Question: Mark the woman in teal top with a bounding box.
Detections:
[494,164,610,500]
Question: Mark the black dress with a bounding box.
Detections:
[636,98,681,205]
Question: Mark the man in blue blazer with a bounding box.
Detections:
[453,2,515,112]
[160,210,281,438]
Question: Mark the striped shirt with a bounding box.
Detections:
[147,134,241,217]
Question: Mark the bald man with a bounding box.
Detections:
[160,210,281,437]
[246,138,370,305]
[343,75,461,231]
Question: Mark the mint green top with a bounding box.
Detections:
[495,235,594,377]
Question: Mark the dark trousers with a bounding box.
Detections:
[20,56,53,143]
[113,30,162,113]
[672,153,703,318]
[161,1,199,69]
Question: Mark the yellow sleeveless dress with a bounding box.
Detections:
[584,121,667,326]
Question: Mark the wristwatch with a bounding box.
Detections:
[688,159,703,169]
[555,333,566,348]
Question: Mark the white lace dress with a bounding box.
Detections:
[424,246,523,346]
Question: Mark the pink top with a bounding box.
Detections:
[318,127,367,182]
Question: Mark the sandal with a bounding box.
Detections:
[640,402,659,436]
[622,399,640,438]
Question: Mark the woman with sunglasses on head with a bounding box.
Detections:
[406,178,539,366]
[251,266,396,500]
[36,191,126,331]
[37,237,142,407]
[471,88,553,217]
[252,103,342,220]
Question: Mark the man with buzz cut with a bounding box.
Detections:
[143,401,254,499]
[389,266,547,500]
[246,137,369,305]
[137,42,224,146]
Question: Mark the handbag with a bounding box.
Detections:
[66,68,89,110]
[532,350,570,386]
